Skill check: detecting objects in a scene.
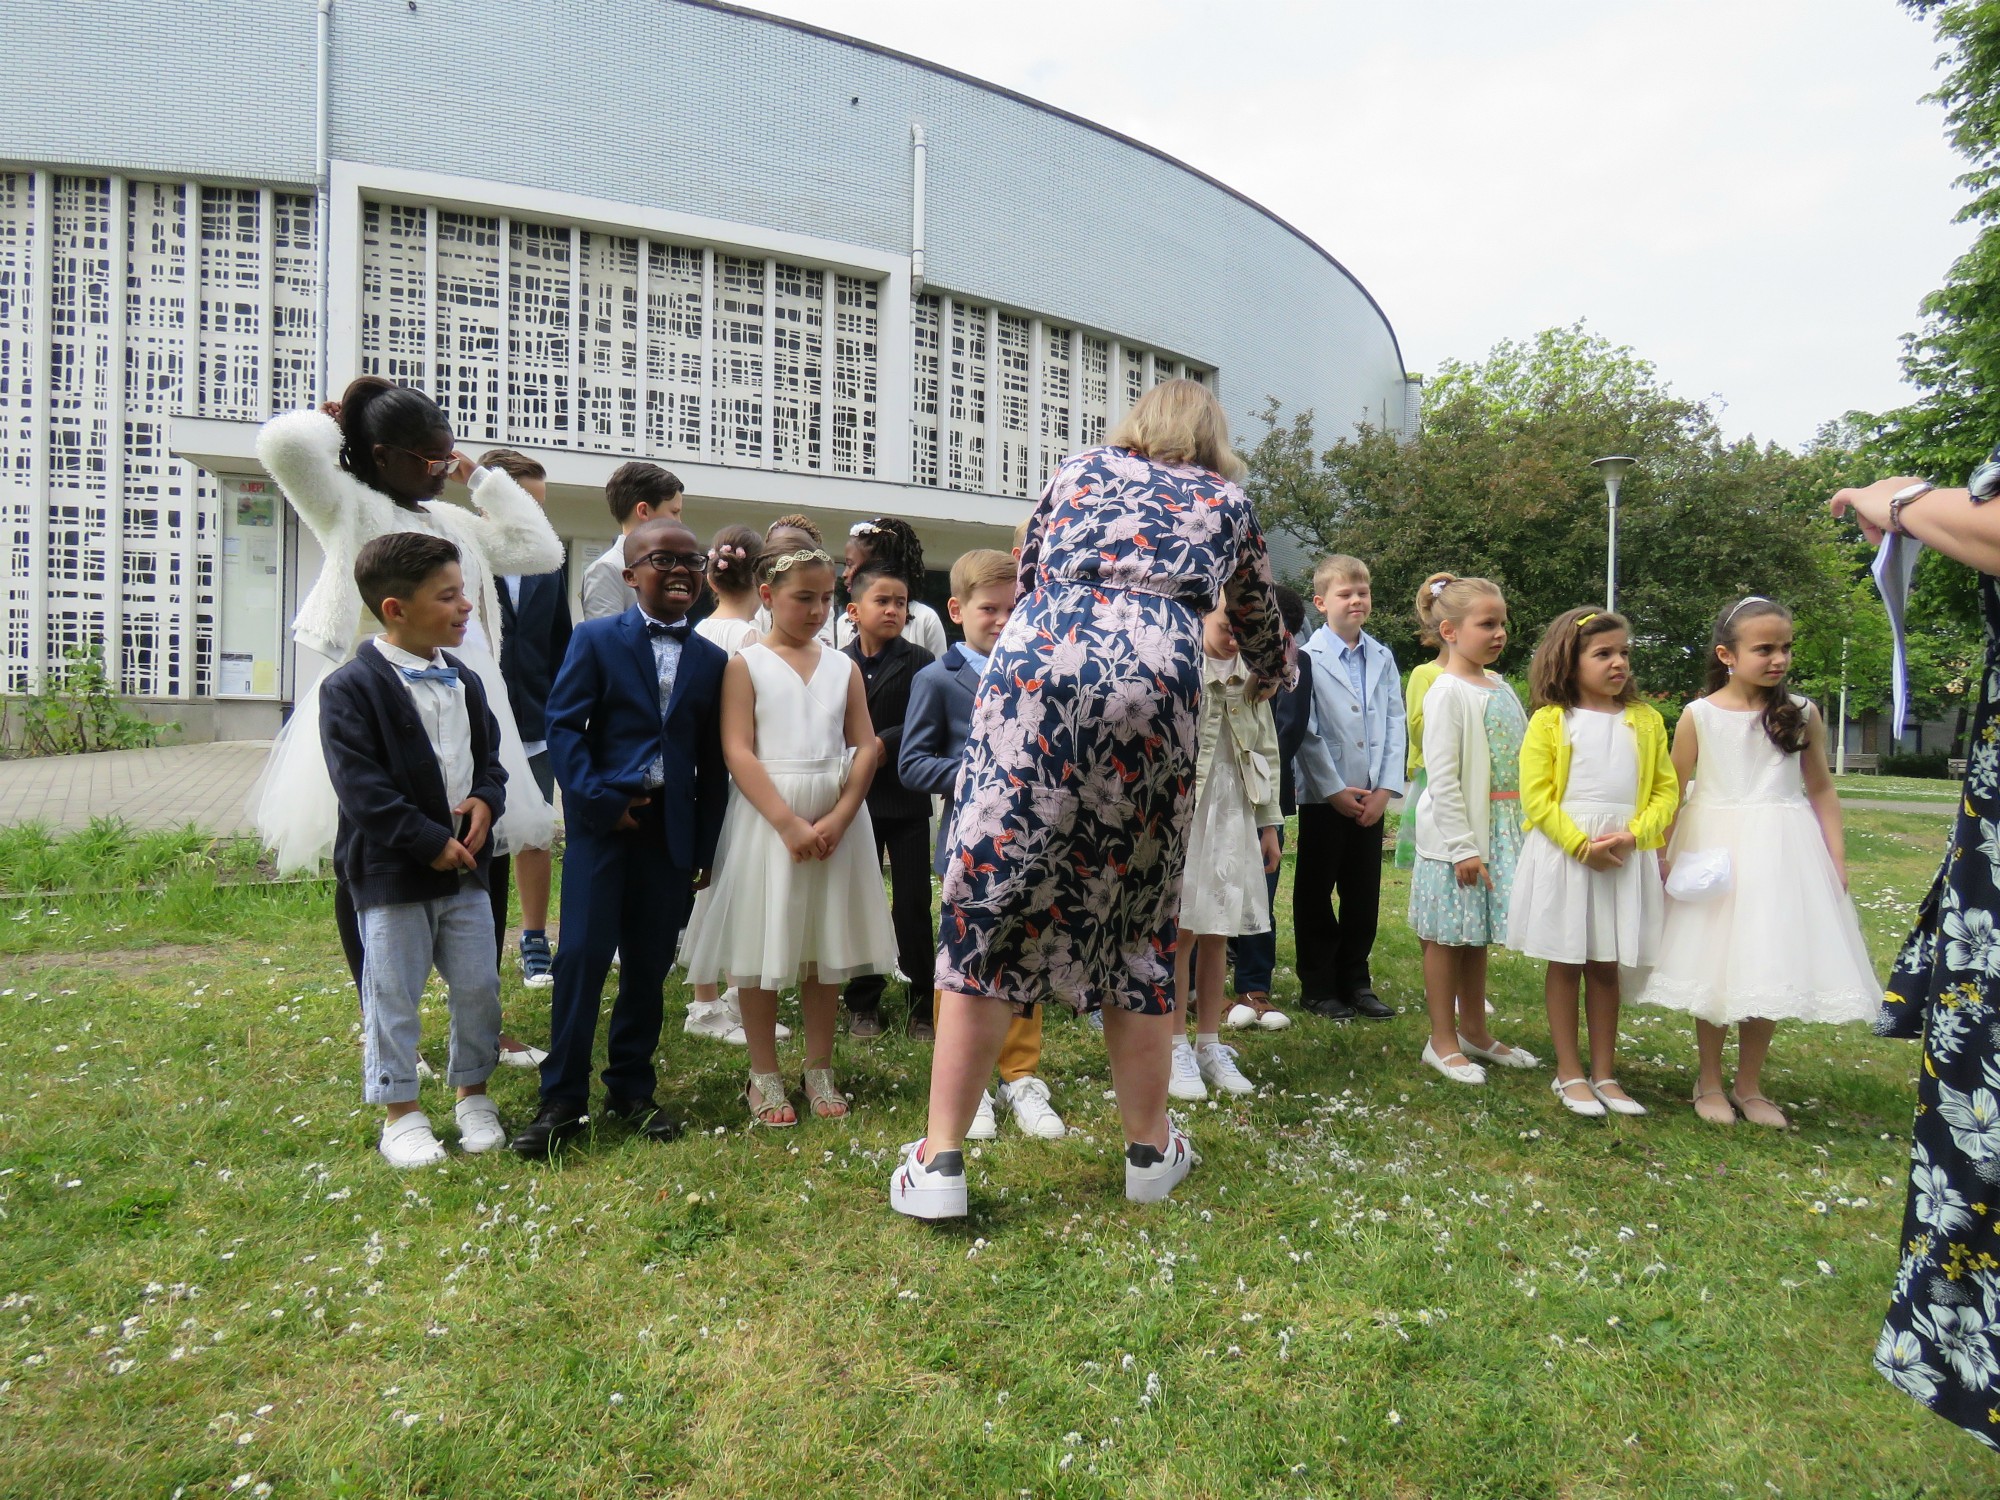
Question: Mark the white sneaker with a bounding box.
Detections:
[684,999,736,1041]
[379,1112,445,1168]
[999,1077,1066,1138]
[1168,1039,1208,1101]
[1422,1039,1486,1085]
[454,1094,507,1152]
[1125,1118,1197,1203]
[889,1138,968,1220]
[497,1042,547,1070]
[966,1091,999,1141]
[1223,1002,1259,1030]
[1197,1040,1256,1096]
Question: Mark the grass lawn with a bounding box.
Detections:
[1832,774,1964,804]
[0,807,1982,1498]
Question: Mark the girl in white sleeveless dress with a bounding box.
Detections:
[680,524,768,1047]
[1638,598,1881,1128]
[682,545,897,1125]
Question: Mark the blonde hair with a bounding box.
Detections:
[1106,378,1246,484]
[1312,554,1369,596]
[1011,514,1032,552]
[1414,572,1504,637]
[951,548,1015,601]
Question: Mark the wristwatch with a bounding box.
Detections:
[1889,481,1933,535]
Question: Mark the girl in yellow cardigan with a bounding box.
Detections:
[1507,609,1678,1118]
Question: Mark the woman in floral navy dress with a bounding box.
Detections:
[1834,462,2000,1450]
[889,380,1294,1220]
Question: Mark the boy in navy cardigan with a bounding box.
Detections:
[900,548,1067,1141]
[320,533,509,1169]
[510,517,729,1158]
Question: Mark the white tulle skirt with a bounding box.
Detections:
[1505,801,1662,967]
[247,640,556,874]
[1635,798,1881,1025]
[681,754,897,991]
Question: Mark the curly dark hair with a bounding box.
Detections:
[851,516,925,584]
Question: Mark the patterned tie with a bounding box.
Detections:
[400,664,459,684]
[647,619,693,643]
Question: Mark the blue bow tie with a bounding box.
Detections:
[647,619,692,643]
[400,663,459,685]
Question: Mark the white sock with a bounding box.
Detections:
[1196,1031,1220,1051]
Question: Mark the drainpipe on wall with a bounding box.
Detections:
[315,0,332,403]
[910,122,926,293]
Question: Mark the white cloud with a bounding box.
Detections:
[756,0,1974,445]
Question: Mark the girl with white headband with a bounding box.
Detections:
[1637,595,1880,1126]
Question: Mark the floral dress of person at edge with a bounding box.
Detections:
[1877,571,2000,1449]
[935,445,1293,1016]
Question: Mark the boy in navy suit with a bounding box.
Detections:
[900,549,1066,1141]
[510,517,728,1157]
[320,533,509,1168]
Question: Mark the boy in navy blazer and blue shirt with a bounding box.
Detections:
[510,517,728,1157]
[900,548,1067,1141]
[1293,555,1406,1020]
[320,533,509,1169]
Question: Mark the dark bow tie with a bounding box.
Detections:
[647,618,693,643]
[400,663,459,685]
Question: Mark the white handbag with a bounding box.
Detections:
[1664,847,1733,903]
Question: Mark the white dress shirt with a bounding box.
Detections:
[373,636,475,811]
[638,606,687,789]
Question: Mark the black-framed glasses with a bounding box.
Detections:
[634,550,708,574]
[392,446,457,478]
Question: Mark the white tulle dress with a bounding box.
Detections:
[244,410,561,872]
[681,643,897,991]
[1636,697,1881,1025]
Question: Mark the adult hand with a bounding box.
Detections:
[1259,825,1282,874]
[1830,476,1926,546]
[453,796,493,856]
[430,837,475,872]
[1358,788,1393,828]
[1454,855,1492,890]
[615,795,651,833]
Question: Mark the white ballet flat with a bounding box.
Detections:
[1457,1033,1539,1070]
[1590,1078,1648,1117]
[1422,1039,1486,1085]
[1551,1076,1606,1117]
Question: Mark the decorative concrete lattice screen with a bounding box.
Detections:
[0,172,318,697]
[910,292,1204,498]
[357,204,881,479]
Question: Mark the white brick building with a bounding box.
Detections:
[0,0,1409,738]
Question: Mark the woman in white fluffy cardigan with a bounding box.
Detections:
[248,379,563,1054]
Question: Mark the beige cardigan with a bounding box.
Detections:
[1194,653,1282,828]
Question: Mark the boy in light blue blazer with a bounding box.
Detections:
[1292,555,1406,1020]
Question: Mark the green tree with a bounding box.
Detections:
[1244,325,1871,710]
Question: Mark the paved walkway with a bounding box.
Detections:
[0,741,271,834]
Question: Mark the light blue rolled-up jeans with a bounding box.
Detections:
[359,884,502,1105]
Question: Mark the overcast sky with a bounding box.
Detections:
[754,0,1973,449]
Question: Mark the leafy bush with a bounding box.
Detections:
[1879,749,1953,780]
[5,643,175,756]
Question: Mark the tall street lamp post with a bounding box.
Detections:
[1591,456,1637,612]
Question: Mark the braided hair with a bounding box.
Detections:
[851,516,925,585]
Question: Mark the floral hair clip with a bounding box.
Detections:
[848,520,884,538]
[710,542,750,573]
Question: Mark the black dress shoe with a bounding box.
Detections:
[604,1094,683,1143]
[509,1102,588,1158]
[1303,993,1357,1020]
[1346,988,1396,1020]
